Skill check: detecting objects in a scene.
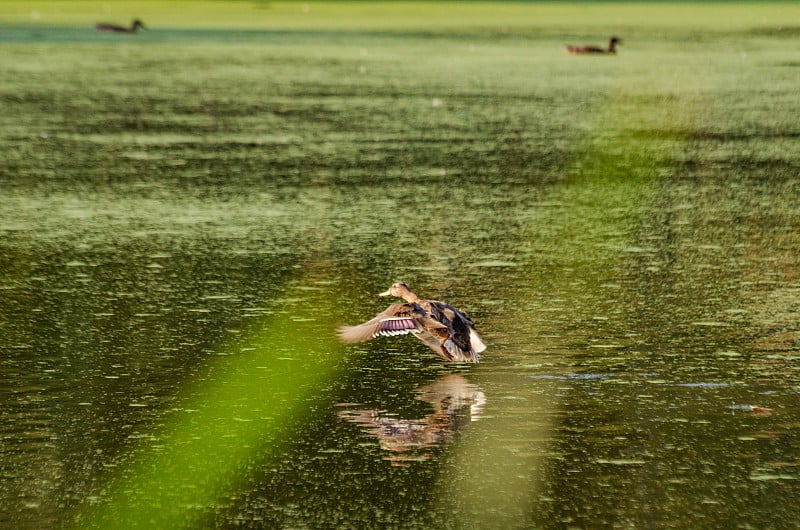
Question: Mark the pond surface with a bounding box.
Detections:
[1,17,800,529]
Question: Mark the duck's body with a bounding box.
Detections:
[337,282,486,363]
[95,19,145,33]
[564,37,620,55]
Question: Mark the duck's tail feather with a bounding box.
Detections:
[469,329,487,355]
[442,339,481,363]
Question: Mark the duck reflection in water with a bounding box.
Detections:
[336,374,486,464]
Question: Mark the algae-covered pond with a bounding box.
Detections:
[1,2,800,528]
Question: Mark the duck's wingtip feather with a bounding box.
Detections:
[337,324,371,343]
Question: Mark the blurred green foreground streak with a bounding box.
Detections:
[432,91,692,526]
[75,276,344,529]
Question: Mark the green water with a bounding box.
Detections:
[2,8,800,528]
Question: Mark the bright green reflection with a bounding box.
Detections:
[76,279,344,529]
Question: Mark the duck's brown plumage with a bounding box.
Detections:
[337,282,486,363]
[564,36,620,55]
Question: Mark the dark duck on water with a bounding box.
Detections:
[95,19,146,33]
[564,36,621,55]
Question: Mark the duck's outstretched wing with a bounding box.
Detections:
[337,303,423,343]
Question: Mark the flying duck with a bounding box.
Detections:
[337,282,486,363]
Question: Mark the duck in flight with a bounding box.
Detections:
[337,282,486,363]
[564,36,621,55]
[95,19,146,33]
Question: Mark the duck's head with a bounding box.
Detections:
[132,19,146,30]
[379,282,419,302]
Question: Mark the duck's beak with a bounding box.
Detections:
[378,289,391,296]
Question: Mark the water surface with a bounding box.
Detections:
[1,18,799,529]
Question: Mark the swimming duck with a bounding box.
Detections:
[337,282,486,363]
[564,36,621,55]
[95,19,146,33]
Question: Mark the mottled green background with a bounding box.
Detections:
[2,2,799,528]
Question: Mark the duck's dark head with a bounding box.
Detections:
[132,19,146,31]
